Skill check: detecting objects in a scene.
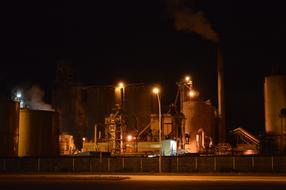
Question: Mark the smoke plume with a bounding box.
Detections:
[25,85,54,111]
[168,0,219,43]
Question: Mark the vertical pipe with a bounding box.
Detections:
[157,94,162,173]
[122,157,125,169]
[202,130,205,148]
[217,47,226,142]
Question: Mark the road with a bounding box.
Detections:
[0,174,286,190]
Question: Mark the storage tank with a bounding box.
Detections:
[183,100,217,153]
[0,100,19,157]
[18,109,59,157]
[264,75,286,151]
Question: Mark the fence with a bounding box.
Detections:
[1,156,286,173]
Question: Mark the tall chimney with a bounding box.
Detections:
[217,46,226,142]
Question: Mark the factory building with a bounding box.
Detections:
[62,78,220,156]
[5,75,286,157]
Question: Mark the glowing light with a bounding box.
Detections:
[16,92,22,98]
[185,76,190,82]
[152,87,160,94]
[118,82,124,89]
[189,90,195,97]
[82,137,86,142]
[243,149,256,155]
[127,135,132,141]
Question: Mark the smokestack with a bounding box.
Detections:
[217,47,225,142]
[168,0,226,142]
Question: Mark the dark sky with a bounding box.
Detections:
[1,0,286,134]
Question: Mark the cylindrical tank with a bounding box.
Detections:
[0,100,19,157]
[183,100,216,153]
[264,75,286,135]
[264,75,286,152]
[18,109,59,157]
[59,133,75,155]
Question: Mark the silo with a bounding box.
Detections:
[183,100,216,153]
[264,75,286,151]
[124,85,155,132]
[18,109,59,157]
[0,100,19,157]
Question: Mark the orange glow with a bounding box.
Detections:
[118,82,124,89]
[189,90,195,97]
[185,76,191,82]
[127,135,132,141]
[152,87,160,94]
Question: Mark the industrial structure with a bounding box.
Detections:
[76,77,221,156]
[0,100,60,157]
[0,100,19,157]
[18,109,59,157]
[59,133,76,155]
[2,74,286,157]
[264,75,286,153]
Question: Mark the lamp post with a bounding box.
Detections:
[118,82,125,107]
[152,87,161,173]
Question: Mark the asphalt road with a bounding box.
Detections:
[0,174,286,190]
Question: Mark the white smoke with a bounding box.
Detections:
[25,85,54,111]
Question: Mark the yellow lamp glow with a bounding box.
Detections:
[152,87,160,94]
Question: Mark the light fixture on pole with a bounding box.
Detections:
[152,87,162,173]
[117,82,125,107]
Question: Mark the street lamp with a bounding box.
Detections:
[117,82,125,106]
[152,87,162,173]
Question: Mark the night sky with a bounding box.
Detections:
[1,0,286,135]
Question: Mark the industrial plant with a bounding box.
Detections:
[1,71,286,158]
